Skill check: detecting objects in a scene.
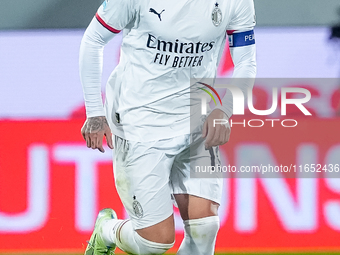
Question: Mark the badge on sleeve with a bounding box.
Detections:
[102,0,109,10]
[212,2,222,27]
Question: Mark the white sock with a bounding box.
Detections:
[177,216,220,255]
[103,219,174,255]
[101,218,122,247]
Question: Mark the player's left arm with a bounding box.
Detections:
[203,0,256,149]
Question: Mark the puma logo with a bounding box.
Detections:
[149,8,165,21]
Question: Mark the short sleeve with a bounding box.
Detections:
[96,0,136,33]
[227,0,256,33]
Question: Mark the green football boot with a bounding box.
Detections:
[84,208,118,255]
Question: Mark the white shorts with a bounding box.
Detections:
[113,132,223,230]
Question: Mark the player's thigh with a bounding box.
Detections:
[170,135,223,220]
[174,194,219,221]
[114,136,175,234]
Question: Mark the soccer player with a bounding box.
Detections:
[79,0,256,254]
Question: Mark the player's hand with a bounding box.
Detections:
[81,116,114,153]
[202,109,231,150]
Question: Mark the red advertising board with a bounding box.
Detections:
[0,119,340,253]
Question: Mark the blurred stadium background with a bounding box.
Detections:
[1,0,340,254]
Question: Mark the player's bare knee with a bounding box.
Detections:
[155,231,175,244]
[134,231,174,255]
[136,226,175,244]
[116,220,174,255]
[135,215,175,244]
[158,230,175,244]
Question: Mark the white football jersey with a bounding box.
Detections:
[80,0,256,142]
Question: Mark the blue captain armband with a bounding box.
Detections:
[228,30,255,47]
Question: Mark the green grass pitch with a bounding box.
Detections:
[2,253,340,255]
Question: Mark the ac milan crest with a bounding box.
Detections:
[132,196,143,218]
[211,2,222,27]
